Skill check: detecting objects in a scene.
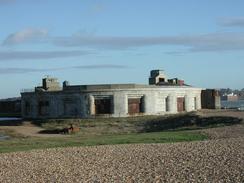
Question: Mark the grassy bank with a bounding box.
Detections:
[0,131,207,153]
[0,112,241,153]
[35,113,242,135]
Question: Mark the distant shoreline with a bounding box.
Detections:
[0,117,22,121]
[221,100,244,109]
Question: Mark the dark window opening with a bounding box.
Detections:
[159,78,165,82]
[177,97,185,112]
[95,98,112,114]
[165,97,170,112]
[128,98,144,114]
[38,101,50,116]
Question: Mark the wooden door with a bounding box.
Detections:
[128,98,141,114]
[177,97,185,112]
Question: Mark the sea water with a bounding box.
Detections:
[0,117,22,121]
[221,100,244,109]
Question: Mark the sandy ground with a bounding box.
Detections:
[0,121,64,137]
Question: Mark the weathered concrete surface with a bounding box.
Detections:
[22,87,202,119]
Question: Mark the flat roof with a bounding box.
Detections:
[63,83,193,91]
[21,83,200,95]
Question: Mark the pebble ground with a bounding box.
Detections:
[0,137,243,182]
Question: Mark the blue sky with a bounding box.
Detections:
[0,0,244,98]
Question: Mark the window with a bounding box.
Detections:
[95,98,112,114]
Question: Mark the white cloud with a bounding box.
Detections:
[3,28,48,45]
[0,50,93,61]
[0,0,15,4]
[90,2,105,15]
[0,64,129,74]
[73,64,129,69]
[0,67,49,74]
[218,17,244,27]
[52,32,244,52]
[3,28,244,53]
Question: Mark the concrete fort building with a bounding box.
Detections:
[21,70,202,119]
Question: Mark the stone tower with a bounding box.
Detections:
[149,70,168,85]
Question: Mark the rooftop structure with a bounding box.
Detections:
[35,76,61,92]
[149,70,185,86]
[149,70,167,85]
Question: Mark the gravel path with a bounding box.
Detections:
[0,137,243,182]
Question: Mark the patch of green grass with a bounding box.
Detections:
[0,131,207,153]
[1,112,241,153]
[34,113,242,136]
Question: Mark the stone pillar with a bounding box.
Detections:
[32,97,38,118]
[143,95,149,113]
[77,96,83,117]
[185,95,189,112]
[21,98,26,118]
[169,94,177,113]
[113,92,127,117]
[89,95,95,115]
[185,95,194,112]
[165,96,170,112]
[49,96,57,118]
[196,95,201,110]
[144,93,157,114]
[124,94,128,116]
